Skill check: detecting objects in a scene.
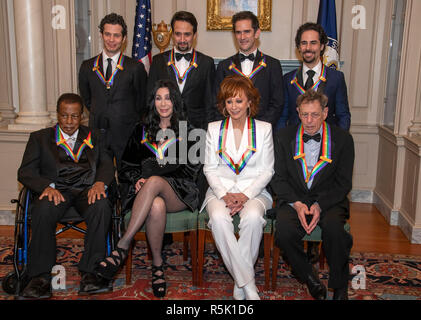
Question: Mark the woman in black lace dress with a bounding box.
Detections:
[96,79,201,297]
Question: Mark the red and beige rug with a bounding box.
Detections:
[0,237,420,300]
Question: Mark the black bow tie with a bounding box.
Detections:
[239,53,255,62]
[303,133,321,143]
[175,52,193,62]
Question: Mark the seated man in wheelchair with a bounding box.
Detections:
[17,93,115,299]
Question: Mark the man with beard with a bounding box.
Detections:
[276,22,351,266]
[147,11,215,130]
[276,23,350,131]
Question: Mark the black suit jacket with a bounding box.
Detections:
[147,50,215,129]
[18,125,115,195]
[276,65,351,131]
[214,50,284,126]
[270,124,354,214]
[78,54,148,159]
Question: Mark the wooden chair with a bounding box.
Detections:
[271,223,351,290]
[197,209,273,290]
[123,209,198,286]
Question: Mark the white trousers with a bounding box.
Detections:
[206,195,271,287]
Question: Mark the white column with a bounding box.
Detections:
[8,0,51,131]
[408,51,421,137]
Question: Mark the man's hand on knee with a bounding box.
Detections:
[307,203,321,234]
[293,201,311,234]
[39,187,65,206]
[88,181,107,205]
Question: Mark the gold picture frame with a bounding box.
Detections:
[207,0,272,31]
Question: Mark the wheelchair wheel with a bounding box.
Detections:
[2,272,18,295]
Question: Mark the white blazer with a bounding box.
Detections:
[200,118,274,211]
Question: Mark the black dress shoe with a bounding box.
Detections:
[78,272,112,295]
[333,286,349,300]
[22,275,52,299]
[306,272,327,300]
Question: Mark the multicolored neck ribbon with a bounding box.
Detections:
[291,63,327,94]
[92,53,124,89]
[141,127,180,160]
[293,122,332,183]
[229,52,267,79]
[55,125,93,163]
[167,49,198,84]
[217,117,257,175]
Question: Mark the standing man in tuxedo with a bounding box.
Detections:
[147,11,215,130]
[270,90,354,300]
[214,11,284,127]
[18,93,115,299]
[79,13,148,167]
[276,22,350,131]
[276,22,351,263]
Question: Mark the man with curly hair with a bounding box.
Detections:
[79,13,148,167]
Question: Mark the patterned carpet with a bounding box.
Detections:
[0,237,420,300]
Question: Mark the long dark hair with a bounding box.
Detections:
[145,79,186,141]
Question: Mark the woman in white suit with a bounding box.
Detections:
[201,75,274,300]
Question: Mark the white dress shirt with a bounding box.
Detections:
[240,49,258,77]
[60,128,79,151]
[174,48,193,93]
[303,126,323,189]
[303,60,322,86]
[102,51,121,76]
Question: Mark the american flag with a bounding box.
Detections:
[132,0,152,73]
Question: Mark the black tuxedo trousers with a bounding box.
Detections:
[274,203,353,289]
[27,188,112,277]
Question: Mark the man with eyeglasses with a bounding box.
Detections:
[17,93,115,299]
[270,90,354,300]
[276,22,350,131]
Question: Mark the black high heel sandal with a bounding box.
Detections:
[95,246,128,280]
[151,264,166,298]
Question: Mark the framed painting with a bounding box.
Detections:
[207,0,272,31]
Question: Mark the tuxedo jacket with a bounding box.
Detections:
[18,125,115,195]
[78,54,148,158]
[147,50,215,130]
[214,50,284,126]
[270,124,354,214]
[201,118,274,211]
[276,65,351,131]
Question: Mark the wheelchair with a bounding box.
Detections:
[2,184,123,297]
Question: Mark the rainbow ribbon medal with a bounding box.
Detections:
[55,125,93,163]
[141,127,180,160]
[229,52,267,80]
[92,53,125,89]
[291,63,327,94]
[293,122,332,183]
[167,49,198,84]
[217,117,257,175]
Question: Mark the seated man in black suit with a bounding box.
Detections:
[17,93,115,299]
[270,90,354,300]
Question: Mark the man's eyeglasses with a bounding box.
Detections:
[299,112,322,119]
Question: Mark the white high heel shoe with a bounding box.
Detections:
[233,283,245,300]
[243,279,260,300]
